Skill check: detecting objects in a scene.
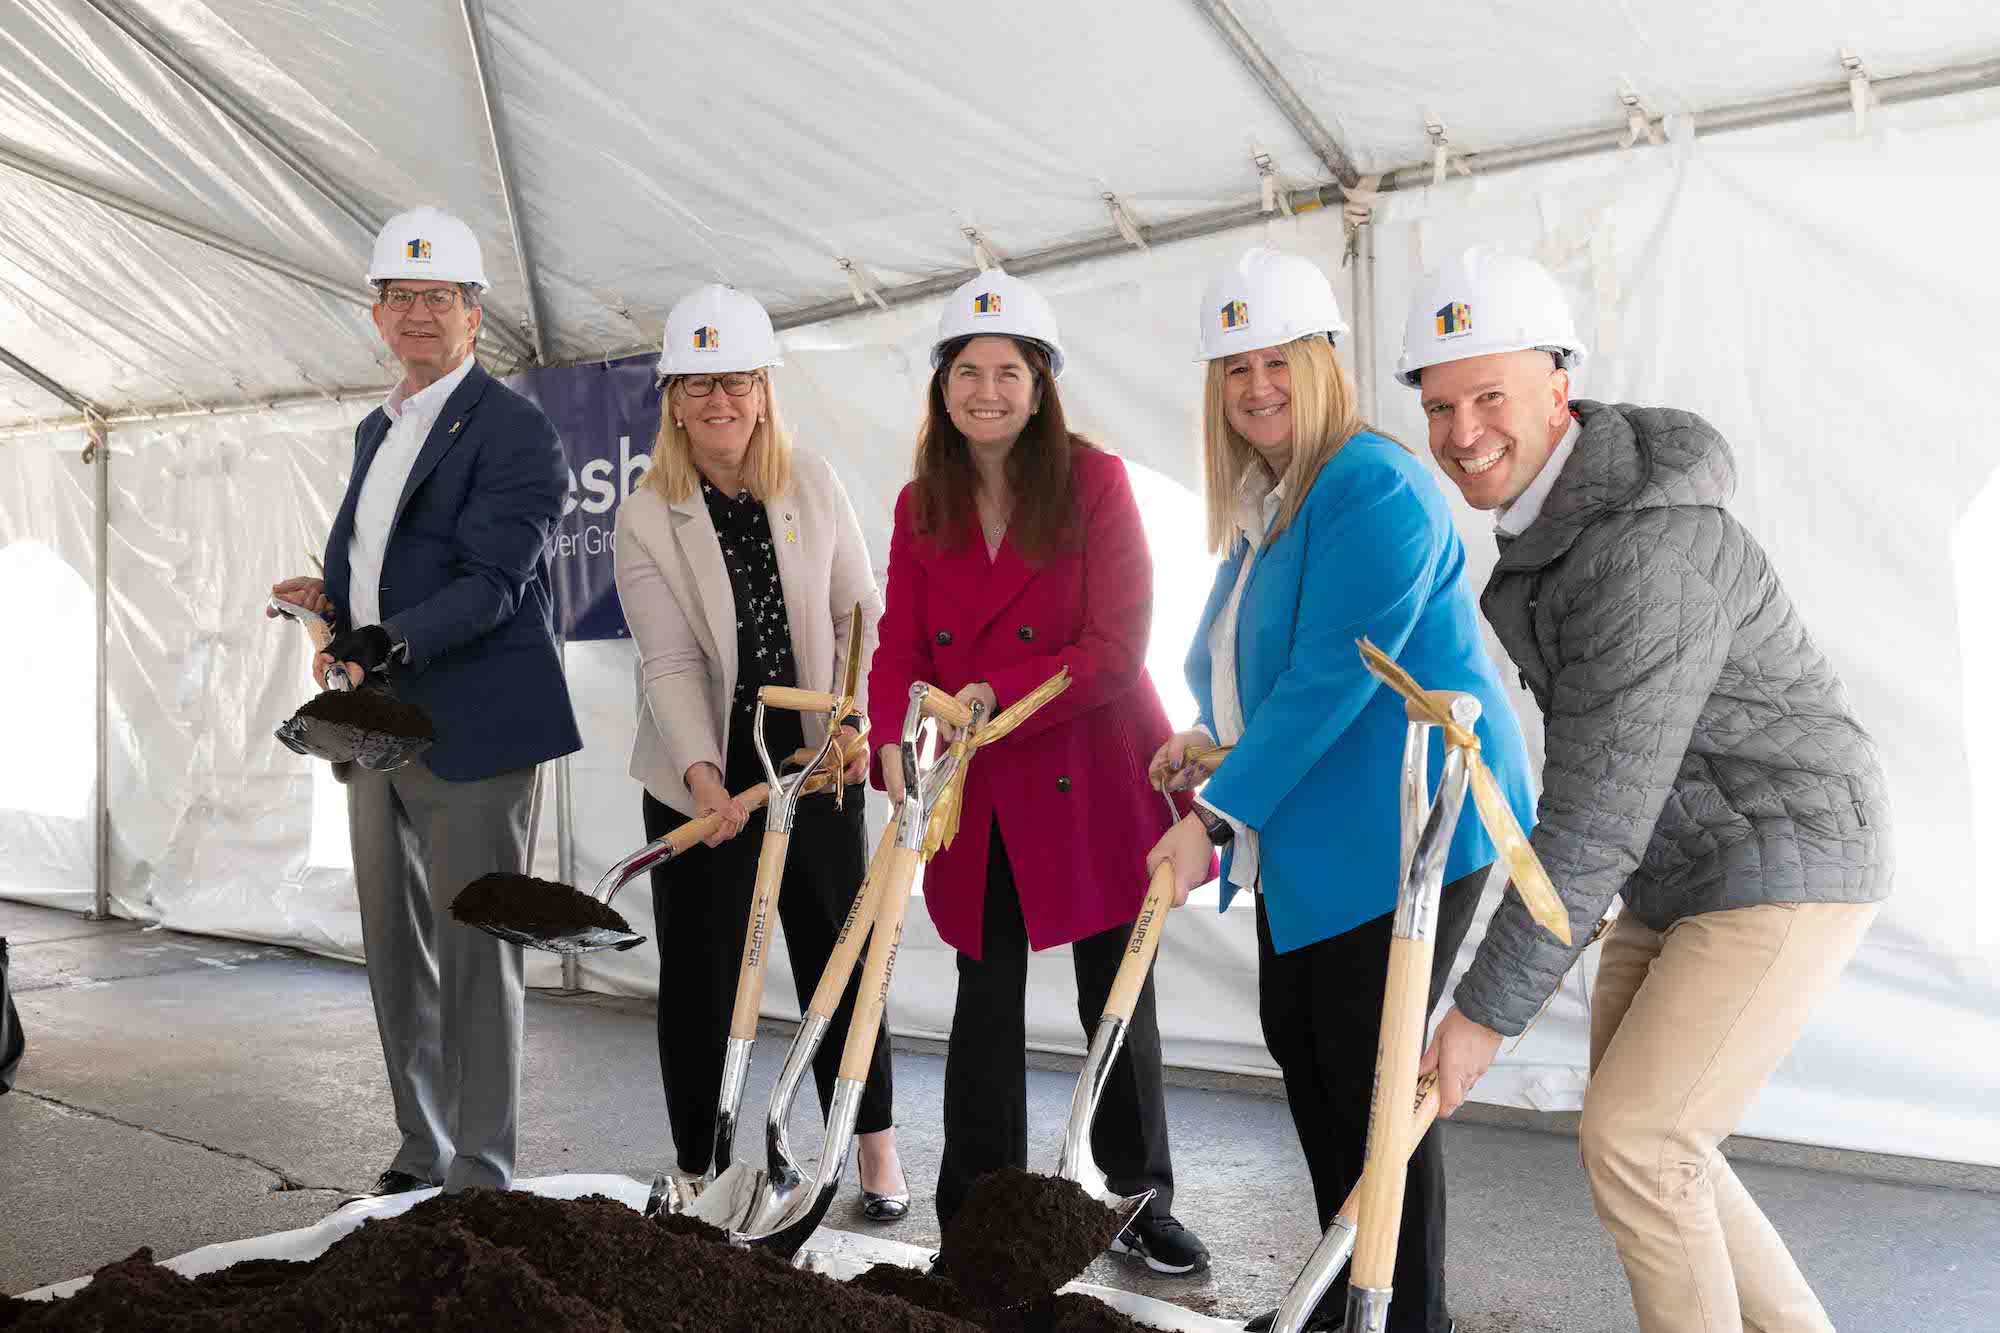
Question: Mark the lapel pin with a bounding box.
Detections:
[449,420,462,434]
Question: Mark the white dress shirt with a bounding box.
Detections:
[1195,470,1285,893]
[1494,417,1580,538]
[346,353,476,629]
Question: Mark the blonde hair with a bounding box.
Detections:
[646,372,794,503]
[1200,336,1394,553]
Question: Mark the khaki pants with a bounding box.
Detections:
[1582,902,1879,1333]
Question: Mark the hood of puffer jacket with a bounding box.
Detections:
[1495,400,1739,574]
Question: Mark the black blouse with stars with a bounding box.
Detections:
[702,477,807,790]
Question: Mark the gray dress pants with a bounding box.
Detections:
[347,758,536,1191]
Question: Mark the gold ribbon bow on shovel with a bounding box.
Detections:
[1266,639,1571,1333]
[721,668,1071,1262]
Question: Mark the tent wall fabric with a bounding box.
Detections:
[3,1,1998,1167]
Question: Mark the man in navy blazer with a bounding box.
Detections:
[270,206,579,1198]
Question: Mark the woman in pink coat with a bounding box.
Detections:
[868,270,1208,1274]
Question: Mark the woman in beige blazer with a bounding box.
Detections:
[613,284,908,1220]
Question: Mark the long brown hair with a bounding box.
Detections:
[912,336,1093,561]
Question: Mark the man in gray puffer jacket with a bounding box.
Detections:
[1401,248,1889,1333]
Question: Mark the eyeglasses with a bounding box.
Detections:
[677,373,761,398]
[379,288,463,313]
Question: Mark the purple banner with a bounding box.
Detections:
[509,354,659,641]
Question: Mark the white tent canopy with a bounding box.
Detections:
[4,1,1998,1167]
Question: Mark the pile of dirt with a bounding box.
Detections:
[0,1189,1163,1332]
[934,1169,1124,1309]
[450,872,636,940]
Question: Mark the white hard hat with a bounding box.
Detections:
[1395,246,1587,388]
[658,284,784,378]
[366,206,488,289]
[1195,247,1347,363]
[931,270,1066,380]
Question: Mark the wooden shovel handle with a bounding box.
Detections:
[1330,1074,1442,1228]
[760,685,838,714]
[837,844,922,1081]
[1102,861,1176,1024]
[919,686,974,729]
[804,813,898,1022]
[661,783,773,854]
[1349,932,1435,1289]
[726,829,791,1041]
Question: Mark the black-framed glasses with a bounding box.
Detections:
[379,288,463,313]
[678,372,761,398]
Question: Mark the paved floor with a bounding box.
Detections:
[3,898,1995,1329]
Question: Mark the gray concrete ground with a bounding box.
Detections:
[3,897,1995,1330]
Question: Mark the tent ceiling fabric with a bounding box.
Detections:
[1229,0,2000,170]
[1,0,1997,421]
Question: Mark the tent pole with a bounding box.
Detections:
[459,0,551,366]
[0,344,100,417]
[72,0,539,367]
[1376,55,2000,191]
[1352,220,1378,424]
[3,53,1994,427]
[0,384,392,442]
[0,141,370,313]
[0,346,115,920]
[78,0,377,235]
[1188,0,1360,188]
[89,417,112,921]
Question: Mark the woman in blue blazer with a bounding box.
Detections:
[1148,249,1536,1333]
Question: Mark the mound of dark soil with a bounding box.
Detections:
[450,872,636,939]
[934,1169,1124,1309]
[1,1189,1165,1331]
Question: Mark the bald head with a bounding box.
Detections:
[1417,349,1571,511]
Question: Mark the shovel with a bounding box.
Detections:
[460,606,872,957]
[1265,1073,1439,1333]
[1327,640,1572,1333]
[463,733,867,956]
[730,670,1072,1260]
[684,796,905,1234]
[1043,772,1220,1263]
[647,610,871,1216]
[268,597,435,772]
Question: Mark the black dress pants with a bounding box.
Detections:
[936,823,1175,1229]
[1255,866,1487,1333]
[643,791,895,1174]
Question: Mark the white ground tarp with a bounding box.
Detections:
[3,2,1998,1168]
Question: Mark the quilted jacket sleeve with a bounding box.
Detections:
[1456,535,1734,1035]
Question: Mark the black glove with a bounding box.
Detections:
[323,624,395,673]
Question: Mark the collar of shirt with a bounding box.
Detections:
[383,351,476,427]
[1495,415,1580,538]
[1235,467,1286,552]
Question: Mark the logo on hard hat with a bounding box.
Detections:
[1435,302,1472,338]
[972,292,1003,316]
[1221,300,1248,331]
[692,326,720,350]
[404,238,432,262]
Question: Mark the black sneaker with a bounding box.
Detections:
[1110,1212,1211,1275]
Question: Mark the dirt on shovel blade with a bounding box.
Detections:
[449,872,642,953]
[276,687,435,771]
[0,1192,1170,1332]
[933,1168,1125,1310]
